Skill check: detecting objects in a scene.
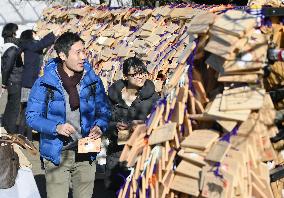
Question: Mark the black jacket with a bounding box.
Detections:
[107,79,160,153]
[20,32,55,88]
[1,38,23,86]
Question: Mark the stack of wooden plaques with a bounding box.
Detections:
[118,88,280,198]
[114,7,282,198]
[35,4,222,91]
[34,4,284,198]
[205,10,268,84]
[190,95,277,198]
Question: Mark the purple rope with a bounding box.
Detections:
[136,176,143,197]
[155,14,162,21]
[170,4,176,9]
[220,125,239,143]
[153,163,158,174]
[216,8,230,15]
[92,35,97,41]
[220,132,231,143]
[213,162,223,179]
[115,173,127,196]
[145,98,167,126]
[130,26,138,32]
[125,182,131,198]
[146,188,150,198]
[166,108,175,123]
[263,17,272,27]
[186,39,199,96]
[176,3,187,8]
[152,37,168,62]
[180,123,185,136]
[197,4,207,9]
[231,125,239,136]
[280,17,284,24]
[235,6,248,10]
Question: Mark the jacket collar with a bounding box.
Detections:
[108,79,156,105]
[41,58,99,91]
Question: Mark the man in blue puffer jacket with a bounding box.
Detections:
[26,32,111,198]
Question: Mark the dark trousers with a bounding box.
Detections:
[104,151,130,198]
[2,83,21,133]
[18,102,33,141]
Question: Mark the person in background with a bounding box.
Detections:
[18,29,56,141]
[0,23,23,134]
[26,32,111,198]
[105,57,160,197]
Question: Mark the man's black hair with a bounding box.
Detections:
[2,23,18,39]
[54,32,84,57]
[20,29,35,42]
[123,57,148,76]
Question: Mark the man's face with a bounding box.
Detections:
[126,67,148,88]
[61,41,86,74]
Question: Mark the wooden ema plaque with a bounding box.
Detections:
[220,86,265,111]
[205,94,251,121]
[78,137,101,153]
[170,174,200,197]
[180,129,219,150]
[148,122,177,145]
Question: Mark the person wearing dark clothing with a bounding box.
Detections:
[20,30,55,89]
[18,30,55,140]
[105,57,159,197]
[1,23,23,133]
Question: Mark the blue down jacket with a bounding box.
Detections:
[26,58,111,165]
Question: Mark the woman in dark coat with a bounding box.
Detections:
[18,30,55,140]
[1,23,23,134]
[105,57,160,197]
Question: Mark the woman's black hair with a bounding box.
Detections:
[122,57,148,76]
[2,23,18,39]
[20,29,35,42]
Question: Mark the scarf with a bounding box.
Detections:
[57,63,83,111]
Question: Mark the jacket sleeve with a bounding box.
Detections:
[26,32,55,52]
[1,47,18,86]
[26,79,60,136]
[93,78,112,133]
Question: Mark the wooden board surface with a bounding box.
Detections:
[148,122,177,145]
[205,94,251,121]
[170,174,200,196]
[180,129,219,150]
[206,141,231,162]
[175,160,202,179]
[220,87,265,111]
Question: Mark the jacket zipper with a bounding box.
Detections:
[54,68,67,123]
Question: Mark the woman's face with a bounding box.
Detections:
[126,67,148,88]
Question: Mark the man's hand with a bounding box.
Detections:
[89,126,102,139]
[116,122,129,131]
[56,123,76,137]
